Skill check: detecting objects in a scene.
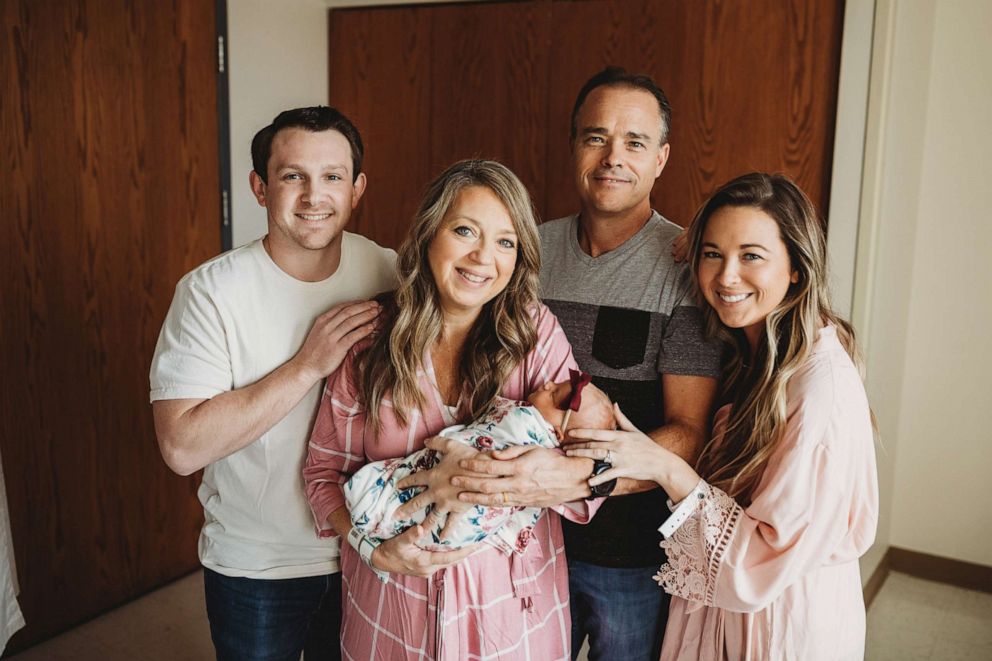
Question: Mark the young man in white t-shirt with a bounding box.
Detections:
[149,107,397,661]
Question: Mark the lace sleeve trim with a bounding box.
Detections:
[654,481,742,606]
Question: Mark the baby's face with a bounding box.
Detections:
[527,379,612,436]
[526,380,573,428]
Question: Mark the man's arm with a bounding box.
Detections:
[153,300,380,475]
[609,373,717,496]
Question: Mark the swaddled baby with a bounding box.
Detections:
[345,370,613,555]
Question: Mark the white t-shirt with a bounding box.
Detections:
[150,233,397,578]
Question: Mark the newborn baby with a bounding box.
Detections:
[345,370,613,555]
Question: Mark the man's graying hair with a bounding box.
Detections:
[570,66,673,145]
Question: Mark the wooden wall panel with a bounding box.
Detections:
[0,0,217,650]
[546,0,844,226]
[329,6,433,250]
[330,2,553,248]
[331,0,842,240]
[429,2,551,219]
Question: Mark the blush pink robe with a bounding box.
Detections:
[657,326,879,661]
[305,304,598,661]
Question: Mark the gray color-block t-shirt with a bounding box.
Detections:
[539,212,722,567]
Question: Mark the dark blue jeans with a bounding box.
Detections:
[568,560,669,661]
[203,568,342,661]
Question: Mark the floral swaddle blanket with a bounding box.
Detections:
[344,397,559,554]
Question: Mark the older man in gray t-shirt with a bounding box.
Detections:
[543,68,723,660]
[535,67,723,661]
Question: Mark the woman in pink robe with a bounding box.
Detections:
[567,173,878,660]
[304,160,598,660]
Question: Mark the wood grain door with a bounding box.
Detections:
[329,0,843,247]
[328,1,554,248]
[0,0,218,650]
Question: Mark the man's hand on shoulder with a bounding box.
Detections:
[291,300,382,382]
[671,226,690,263]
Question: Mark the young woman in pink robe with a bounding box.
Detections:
[567,173,879,660]
[304,160,599,661]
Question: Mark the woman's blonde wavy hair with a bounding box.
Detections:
[358,159,542,434]
[688,173,867,505]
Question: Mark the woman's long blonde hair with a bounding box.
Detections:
[358,159,542,433]
[688,173,866,504]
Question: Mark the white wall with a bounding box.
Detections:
[856,0,992,573]
[228,0,330,248]
[852,0,934,584]
[826,0,874,319]
[884,0,992,566]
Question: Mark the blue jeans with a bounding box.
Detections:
[568,560,669,661]
[203,568,342,661]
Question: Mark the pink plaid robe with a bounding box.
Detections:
[305,304,598,660]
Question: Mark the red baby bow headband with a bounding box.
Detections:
[561,369,593,412]
[560,369,593,432]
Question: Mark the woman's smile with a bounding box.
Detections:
[455,267,492,285]
[716,291,751,304]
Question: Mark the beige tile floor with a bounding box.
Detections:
[865,572,992,661]
[6,570,991,660]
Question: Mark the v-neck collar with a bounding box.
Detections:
[423,349,460,426]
